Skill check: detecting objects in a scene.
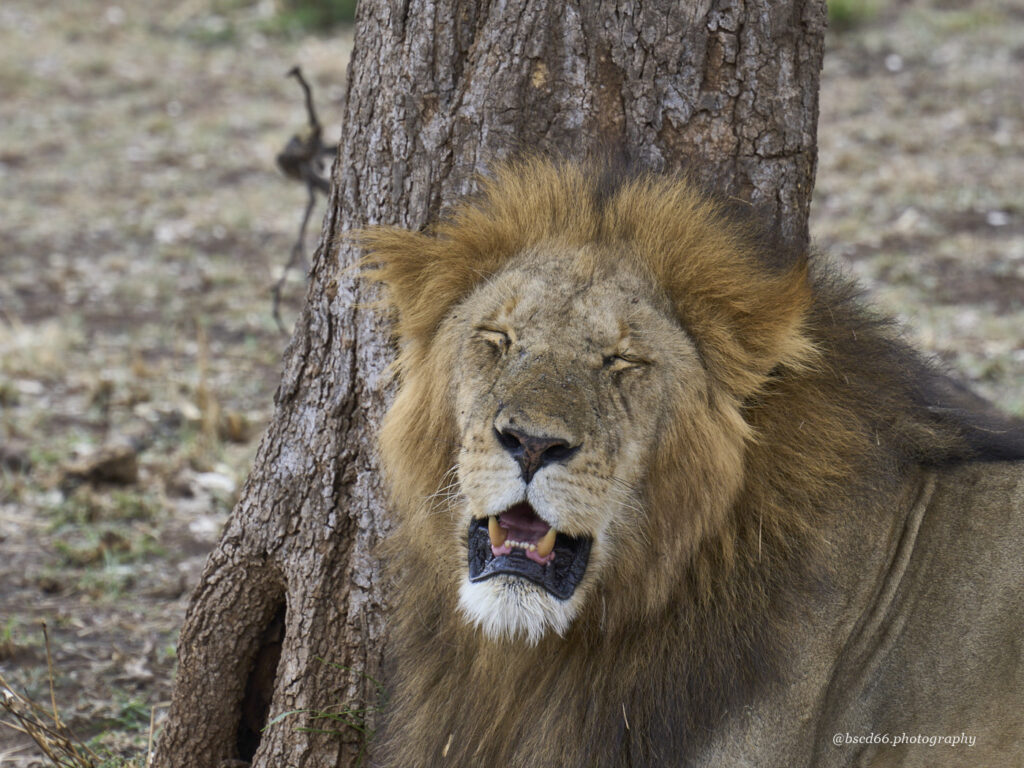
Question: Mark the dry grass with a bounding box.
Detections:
[812,0,1024,414]
[0,625,145,768]
[0,0,352,762]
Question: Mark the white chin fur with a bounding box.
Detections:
[458,576,577,645]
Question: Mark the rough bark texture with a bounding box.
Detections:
[153,1,825,766]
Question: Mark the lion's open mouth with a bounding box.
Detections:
[467,503,591,600]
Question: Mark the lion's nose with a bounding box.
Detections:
[494,426,580,483]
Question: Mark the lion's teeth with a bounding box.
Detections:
[492,519,557,558]
[536,527,557,558]
[488,516,507,548]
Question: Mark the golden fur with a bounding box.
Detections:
[360,158,1024,767]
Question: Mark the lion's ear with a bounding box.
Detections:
[357,227,465,346]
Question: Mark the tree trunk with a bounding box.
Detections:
[153,1,826,766]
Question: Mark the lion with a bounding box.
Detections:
[360,158,1024,768]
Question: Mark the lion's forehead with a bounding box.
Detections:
[471,256,671,351]
[451,253,702,455]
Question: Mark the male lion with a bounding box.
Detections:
[361,158,1024,768]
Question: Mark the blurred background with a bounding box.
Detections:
[0,0,1021,763]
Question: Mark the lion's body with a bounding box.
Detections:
[363,159,1024,767]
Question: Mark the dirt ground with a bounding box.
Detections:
[1,0,1021,765]
[813,0,1024,414]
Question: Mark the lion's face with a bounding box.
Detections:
[370,161,810,649]
[443,245,712,642]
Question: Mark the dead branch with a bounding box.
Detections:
[272,66,335,334]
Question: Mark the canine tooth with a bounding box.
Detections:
[488,516,507,548]
[536,527,557,558]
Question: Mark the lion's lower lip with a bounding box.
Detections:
[467,517,592,600]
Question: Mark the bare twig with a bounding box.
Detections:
[272,66,335,334]
[290,64,322,139]
[43,622,60,728]
[272,182,318,334]
[146,705,156,768]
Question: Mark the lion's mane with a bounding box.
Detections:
[362,158,1024,768]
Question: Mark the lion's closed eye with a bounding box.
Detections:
[604,352,650,373]
[475,326,512,353]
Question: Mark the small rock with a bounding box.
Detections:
[218,410,252,443]
[178,400,202,422]
[194,471,236,495]
[61,444,139,487]
[122,656,155,682]
[189,514,223,539]
[14,379,44,396]
[986,210,1009,227]
[37,574,63,594]
[0,440,31,473]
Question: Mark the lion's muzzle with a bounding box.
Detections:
[467,503,592,600]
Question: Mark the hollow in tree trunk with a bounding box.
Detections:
[153,1,826,766]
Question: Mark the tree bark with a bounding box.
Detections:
[153,1,826,766]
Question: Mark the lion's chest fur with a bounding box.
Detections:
[384,463,1024,768]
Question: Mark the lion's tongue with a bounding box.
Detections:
[500,503,549,535]
[496,503,556,564]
